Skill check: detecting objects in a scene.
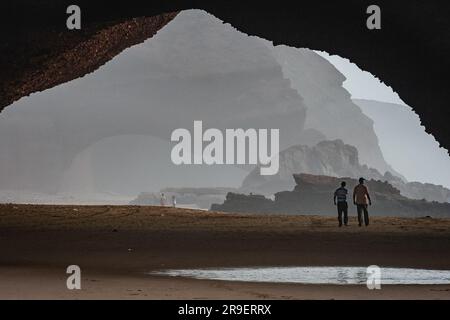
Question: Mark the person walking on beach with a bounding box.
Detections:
[353,177,372,227]
[172,195,177,208]
[334,181,348,227]
[160,193,167,206]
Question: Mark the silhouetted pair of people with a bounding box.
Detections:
[333,177,372,227]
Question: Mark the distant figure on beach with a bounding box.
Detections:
[172,195,177,208]
[160,193,166,206]
[353,177,372,226]
[334,181,348,227]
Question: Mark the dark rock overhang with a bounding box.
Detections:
[1,1,449,153]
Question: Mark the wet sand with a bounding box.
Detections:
[1,204,450,299]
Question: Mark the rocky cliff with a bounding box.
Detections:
[271,46,397,175]
[242,140,387,194]
[242,140,450,203]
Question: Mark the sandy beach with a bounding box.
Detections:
[1,204,450,299]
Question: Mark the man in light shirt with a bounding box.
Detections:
[353,177,372,227]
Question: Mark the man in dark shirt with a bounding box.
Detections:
[334,181,348,227]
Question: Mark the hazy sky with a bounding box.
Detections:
[316,51,406,105]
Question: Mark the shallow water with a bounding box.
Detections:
[150,266,450,285]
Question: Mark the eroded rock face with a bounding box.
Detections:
[242,140,450,203]
[0,12,179,109]
[241,140,386,194]
[271,46,396,175]
[213,174,450,217]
